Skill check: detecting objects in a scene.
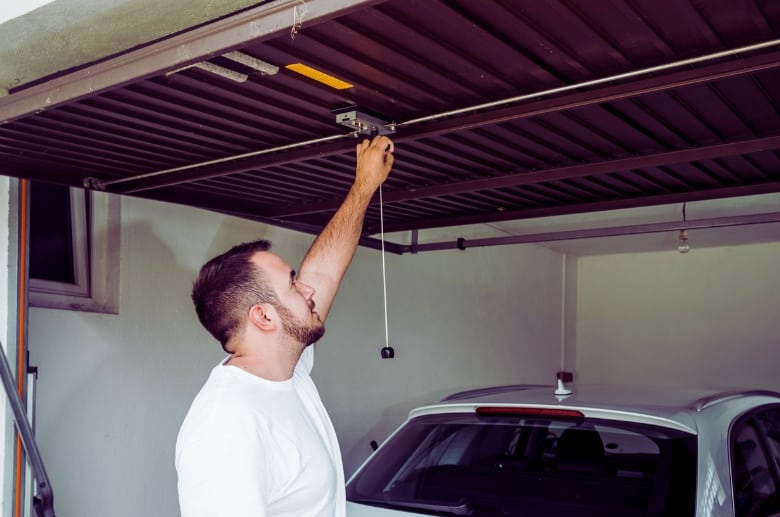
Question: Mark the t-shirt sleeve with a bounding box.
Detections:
[176,403,270,517]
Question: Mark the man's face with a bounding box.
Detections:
[252,252,325,345]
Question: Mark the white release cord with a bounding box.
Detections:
[379,184,390,348]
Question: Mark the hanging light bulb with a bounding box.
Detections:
[677,229,691,253]
[676,202,691,254]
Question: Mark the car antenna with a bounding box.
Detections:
[554,376,572,398]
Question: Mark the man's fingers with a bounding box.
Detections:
[372,135,393,153]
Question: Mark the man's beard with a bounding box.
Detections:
[275,303,325,346]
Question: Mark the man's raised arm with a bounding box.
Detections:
[297,135,394,322]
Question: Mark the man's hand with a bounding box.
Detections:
[353,135,394,196]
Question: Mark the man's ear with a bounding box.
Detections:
[248,303,277,331]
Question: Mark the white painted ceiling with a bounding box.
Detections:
[0,0,261,93]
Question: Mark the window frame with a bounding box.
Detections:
[28,187,120,314]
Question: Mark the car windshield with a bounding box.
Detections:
[347,412,697,516]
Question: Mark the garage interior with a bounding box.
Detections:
[1,1,779,516]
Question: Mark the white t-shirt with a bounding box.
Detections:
[175,347,345,517]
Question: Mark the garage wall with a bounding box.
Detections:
[27,196,564,517]
[575,242,780,391]
[315,240,565,476]
[0,177,10,517]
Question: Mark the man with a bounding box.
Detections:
[175,135,395,516]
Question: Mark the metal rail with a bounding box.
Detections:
[0,340,55,517]
[401,211,780,253]
[399,38,780,127]
[92,131,360,189]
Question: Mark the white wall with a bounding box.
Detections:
[0,176,10,517]
[575,242,780,390]
[27,196,564,517]
[314,241,564,475]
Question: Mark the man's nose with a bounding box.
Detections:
[295,281,315,298]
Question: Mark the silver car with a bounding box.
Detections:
[346,384,780,516]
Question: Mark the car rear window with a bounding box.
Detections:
[347,412,697,516]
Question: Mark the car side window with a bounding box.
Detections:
[756,409,780,475]
[732,408,780,517]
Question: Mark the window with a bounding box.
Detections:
[347,414,697,516]
[28,182,120,313]
[29,183,90,297]
[756,409,780,474]
[731,407,780,517]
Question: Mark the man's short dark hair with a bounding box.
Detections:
[192,239,278,351]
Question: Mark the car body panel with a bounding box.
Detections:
[346,384,780,517]
[346,501,427,516]
[693,393,780,517]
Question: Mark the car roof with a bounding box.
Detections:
[408,384,780,435]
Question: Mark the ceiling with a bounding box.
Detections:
[1,0,779,255]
